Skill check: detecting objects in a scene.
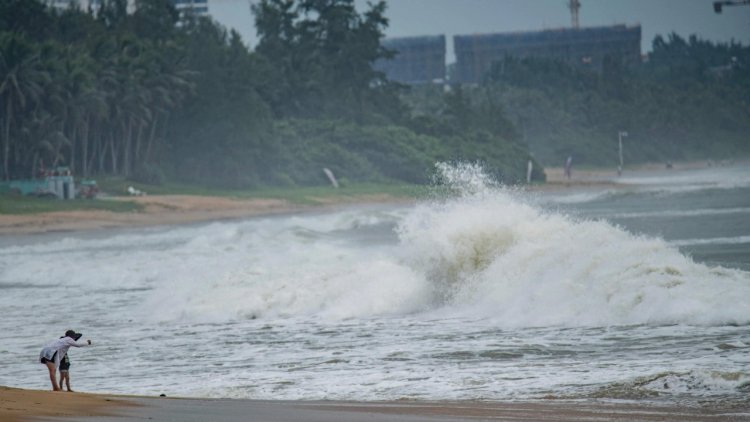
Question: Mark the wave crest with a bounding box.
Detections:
[142,163,750,327]
[395,163,750,326]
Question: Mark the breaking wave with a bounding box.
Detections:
[141,163,750,327]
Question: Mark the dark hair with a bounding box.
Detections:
[64,330,82,341]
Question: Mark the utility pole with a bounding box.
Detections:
[618,131,628,176]
[568,0,581,29]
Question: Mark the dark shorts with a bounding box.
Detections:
[40,351,57,365]
[59,356,70,371]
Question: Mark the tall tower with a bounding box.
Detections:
[568,0,581,29]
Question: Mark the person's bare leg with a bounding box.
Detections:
[65,372,72,392]
[60,371,72,391]
[45,362,60,391]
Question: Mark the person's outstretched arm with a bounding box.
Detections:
[64,337,92,347]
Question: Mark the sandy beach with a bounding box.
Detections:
[0,195,294,235]
[1,386,744,421]
[0,193,414,236]
[0,160,727,236]
[0,169,602,236]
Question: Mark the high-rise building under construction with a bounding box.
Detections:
[453,24,641,84]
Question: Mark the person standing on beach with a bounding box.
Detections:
[58,351,73,391]
[39,330,91,391]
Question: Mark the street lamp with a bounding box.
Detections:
[618,131,628,176]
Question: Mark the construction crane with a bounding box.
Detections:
[568,0,581,29]
[714,0,750,13]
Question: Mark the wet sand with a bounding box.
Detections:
[1,387,744,422]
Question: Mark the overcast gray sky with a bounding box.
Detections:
[209,0,750,61]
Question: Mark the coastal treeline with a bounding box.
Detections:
[408,33,750,167]
[3,0,746,188]
[0,0,540,188]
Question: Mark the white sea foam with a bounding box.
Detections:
[131,163,750,327]
[641,370,750,397]
[609,207,750,219]
[544,164,750,205]
[616,165,750,193]
[7,164,745,328]
[395,164,750,327]
[671,235,750,247]
[1,164,749,402]
[543,190,617,204]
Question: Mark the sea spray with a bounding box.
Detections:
[396,163,750,326]
[432,162,500,196]
[139,212,433,321]
[132,163,750,326]
[2,164,750,402]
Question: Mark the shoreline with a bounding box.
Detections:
[0,179,615,236]
[0,195,299,236]
[0,193,416,236]
[1,387,744,422]
[0,160,735,236]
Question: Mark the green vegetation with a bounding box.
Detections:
[0,193,142,214]
[96,175,426,204]
[0,177,424,214]
[1,0,746,196]
[247,183,427,205]
[0,0,539,192]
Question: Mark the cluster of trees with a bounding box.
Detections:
[9,1,740,187]
[414,33,750,167]
[0,0,195,182]
[0,0,539,188]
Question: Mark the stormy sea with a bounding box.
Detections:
[1,163,748,411]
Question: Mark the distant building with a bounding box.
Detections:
[44,0,136,13]
[44,0,209,18]
[44,0,137,13]
[453,24,641,83]
[173,0,209,18]
[45,0,77,10]
[375,35,446,85]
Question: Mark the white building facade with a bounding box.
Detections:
[44,0,137,13]
[173,0,210,18]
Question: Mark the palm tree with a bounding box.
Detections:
[0,33,48,180]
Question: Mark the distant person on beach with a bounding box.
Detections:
[58,350,73,391]
[564,155,573,179]
[39,330,91,391]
